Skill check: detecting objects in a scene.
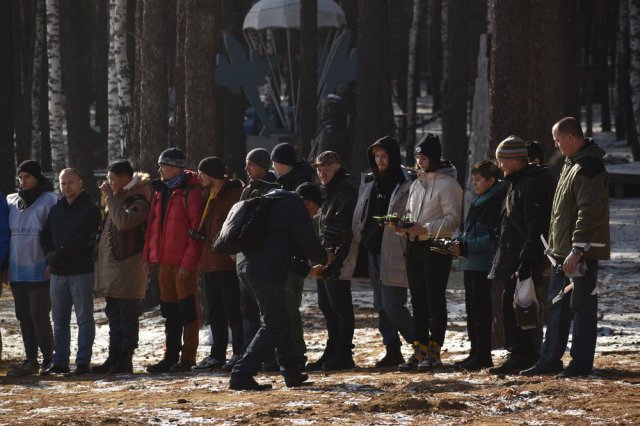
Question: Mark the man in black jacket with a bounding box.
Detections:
[40,168,101,375]
[230,190,327,391]
[271,142,315,191]
[488,136,555,375]
[307,151,358,371]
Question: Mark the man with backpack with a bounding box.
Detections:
[93,161,151,374]
[144,148,204,373]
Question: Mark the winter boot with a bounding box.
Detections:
[417,341,442,372]
[454,348,477,367]
[306,342,336,372]
[397,341,428,372]
[375,345,405,368]
[323,347,356,371]
[461,353,493,371]
[91,351,120,374]
[110,351,134,374]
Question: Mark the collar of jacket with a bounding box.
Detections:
[62,190,92,207]
[322,167,350,193]
[565,138,605,165]
[473,179,507,207]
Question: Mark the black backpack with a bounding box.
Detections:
[212,195,277,255]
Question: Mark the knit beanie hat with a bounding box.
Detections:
[158,147,186,168]
[414,133,442,161]
[17,160,44,180]
[198,156,226,179]
[296,182,323,206]
[271,143,297,166]
[496,135,528,160]
[246,148,272,171]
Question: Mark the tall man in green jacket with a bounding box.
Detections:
[522,117,610,378]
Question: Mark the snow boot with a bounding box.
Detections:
[91,351,120,374]
[323,347,356,371]
[375,345,405,368]
[110,351,134,374]
[397,341,428,372]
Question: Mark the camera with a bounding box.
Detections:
[187,228,205,241]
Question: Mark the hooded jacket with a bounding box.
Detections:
[405,162,463,240]
[548,139,610,260]
[40,190,101,276]
[489,163,556,281]
[277,160,315,191]
[200,178,244,272]
[143,170,204,271]
[341,137,414,286]
[95,172,152,299]
[458,180,508,272]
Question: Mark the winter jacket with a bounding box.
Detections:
[277,160,315,191]
[143,170,204,272]
[237,189,328,284]
[7,190,57,282]
[199,178,243,272]
[489,164,556,281]
[240,171,279,201]
[458,180,508,272]
[95,172,151,299]
[0,193,11,270]
[548,139,610,260]
[316,168,358,279]
[405,162,463,240]
[341,136,413,286]
[40,191,101,276]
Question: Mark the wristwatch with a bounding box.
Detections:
[571,246,585,257]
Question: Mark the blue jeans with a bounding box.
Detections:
[50,273,95,366]
[538,258,599,373]
[368,253,414,347]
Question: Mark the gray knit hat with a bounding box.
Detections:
[158,148,186,168]
[246,148,271,171]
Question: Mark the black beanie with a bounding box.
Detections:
[246,148,272,170]
[17,160,45,180]
[271,143,297,166]
[296,183,323,207]
[198,156,226,179]
[414,133,442,161]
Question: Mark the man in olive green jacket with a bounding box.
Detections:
[521,117,610,378]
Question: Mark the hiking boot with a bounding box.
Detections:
[397,341,428,372]
[520,362,563,376]
[306,345,335,372]
[461,354,493,371]
[7,360,39,377]
[110,352,134,374]
[229,374,272,391]
[417,341,442,372]
[221,354,242,372]
[169,360,195,373]
[323,351,356,371]
[374,345,405,368]
[146,358,178,373]
[74,364,91,375]
[39,359,53,376]
[192,356,225,372]
[488,354,533,375]
[44,364,70,375]
[454,349,476,367]
[555,367,592,379]
[91,352,120,374]
[283,372,309,388]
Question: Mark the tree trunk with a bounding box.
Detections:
[136,0,169,173]
[299,0,318,157]
[184,0,217,169]
[406,0,424,160]
[108,0,122,162]
[355,0,395,174]
[13,0,34,164]
[427,0,443,112]
[172,0,186,151]
[32,0,46,162]
[618,0,640,155]
[93,0,109,168]
[441,0,471,185]
[629,0,640,159]
[0,0,16,194]
[47,0,67,175]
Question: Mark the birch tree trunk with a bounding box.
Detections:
[47,0,67,174]
[406,0,423,158]
[630,0,640,157]
[31,0,46,162]
[108,0,122,163]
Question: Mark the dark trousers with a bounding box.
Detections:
[285,274,307,364]
[502,275,543,361]
[539,258,599,373]
[105,297,142,353]
[317,278,355,353]
[239,274,261,352]
[10,283,53,362]
[203,270,243,359]
[463,271,492,357]
[368,253,414,347]
[405,241,451,346]
[232,269,296,376]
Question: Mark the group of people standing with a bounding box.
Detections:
[0,115,609,390]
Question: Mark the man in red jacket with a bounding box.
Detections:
[143,148,204,373]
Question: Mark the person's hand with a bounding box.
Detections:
[406,224,427,239]
[178,267,191,279]
[563,251,582,276]
[45,265,51,280]
[308,264,326,278]
[99,181,114,197]
[449,241,460,256]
